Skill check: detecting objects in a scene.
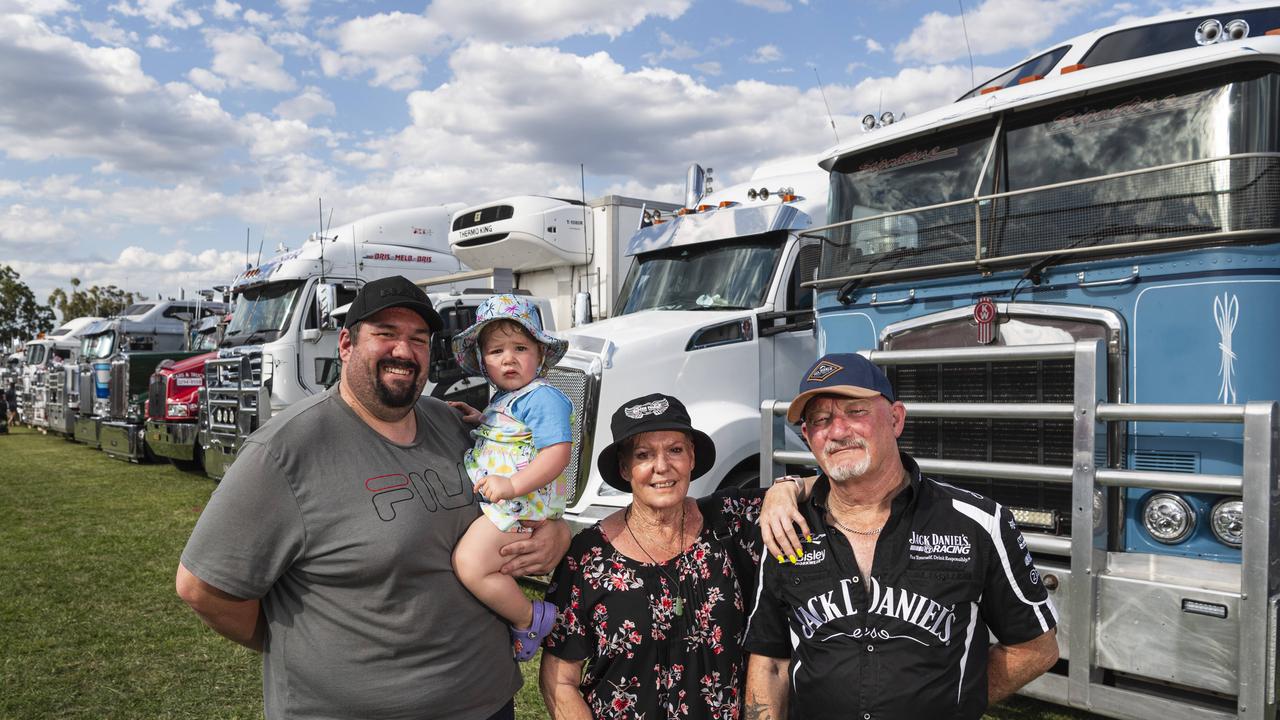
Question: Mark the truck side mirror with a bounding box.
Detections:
[315,284,338,332]
[573,292,593,326]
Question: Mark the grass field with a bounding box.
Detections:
[0,425,1103,719]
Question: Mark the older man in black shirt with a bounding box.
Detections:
[744,353,1058,720]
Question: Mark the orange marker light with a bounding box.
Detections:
[1018,74,1044,84]
[1267,28,1280,35]
[980,86,1003,95]
[697,204,714,212]
[1061,64,1086,74]
[718,201,735,208]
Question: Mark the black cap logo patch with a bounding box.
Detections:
[624,398,670,419]
[806,360,843,383]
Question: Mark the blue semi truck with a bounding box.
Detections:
[763,4,1280,719]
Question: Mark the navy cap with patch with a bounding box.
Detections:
[786,352,896,424]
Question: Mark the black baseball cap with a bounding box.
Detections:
[343,276,443,332]
[787,352,896,424]
[597,393,717,492]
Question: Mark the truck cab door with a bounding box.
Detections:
[298,279,359,395]
[759,237,820,431]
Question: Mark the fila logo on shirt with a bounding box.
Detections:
[908,531,971,563]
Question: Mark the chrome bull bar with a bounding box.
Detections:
[762,339,1277,720]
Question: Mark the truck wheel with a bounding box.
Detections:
[718,467,760,491]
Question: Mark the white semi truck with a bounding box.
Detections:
[18,316,102,433]
[200,204,489,479]
[443,161,827,530]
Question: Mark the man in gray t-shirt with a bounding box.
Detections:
[177,276,570,720]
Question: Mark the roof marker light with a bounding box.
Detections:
[718,201,735,208]
[1018,74,1044,84]
[1060,63,1086,74]
[980,86,1002,95]
[1267,27,1280,35]
[696,204,714,213]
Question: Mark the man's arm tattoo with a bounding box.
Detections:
[745,701,774,720]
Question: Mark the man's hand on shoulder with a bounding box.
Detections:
[499,519,571,576]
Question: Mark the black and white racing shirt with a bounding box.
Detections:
[743,453,1057,720]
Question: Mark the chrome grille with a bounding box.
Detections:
[109,359,128,419]
[78,367,93,415]
[545,365,594,505]
[147,374,166,420]
[204,352,264,447]
[891,359,1077,534]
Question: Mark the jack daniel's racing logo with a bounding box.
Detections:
[908,531,971,563]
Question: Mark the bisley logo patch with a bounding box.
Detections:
[624,398,669,419]
[908,531,971,563]
[807,360,843,383]
[794,548,826,566]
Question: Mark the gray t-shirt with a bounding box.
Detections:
[181,383,521,720]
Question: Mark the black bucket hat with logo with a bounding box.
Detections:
[343,275,443,332]
[597,393,717,492]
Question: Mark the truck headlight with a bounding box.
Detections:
[1209,498,1244,548]
[1141,493,1195,544]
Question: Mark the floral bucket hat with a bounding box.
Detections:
[451,294,568,377]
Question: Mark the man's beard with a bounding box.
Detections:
[823,438,872,483]
[373,358,421,408]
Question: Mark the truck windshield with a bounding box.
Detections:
[224,281,303,345]
[821,67,1280,282]
[81,331,115,359]
[615,237,783,314]
[24,344,47,366]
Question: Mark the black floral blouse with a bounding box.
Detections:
[544,491,763,719]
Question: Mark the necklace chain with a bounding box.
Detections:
[625,502,686,617]
[829,514,884,536]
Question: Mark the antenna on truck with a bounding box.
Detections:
[244,228,251,270]
[813,66,840,144]
[958,0,976,89]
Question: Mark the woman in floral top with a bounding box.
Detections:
[540,393,767,719]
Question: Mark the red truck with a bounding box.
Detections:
[144,315,225,472]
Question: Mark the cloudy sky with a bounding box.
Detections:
[1,0,1194,311]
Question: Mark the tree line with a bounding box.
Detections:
[0,265,139,350]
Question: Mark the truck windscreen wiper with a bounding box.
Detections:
[836,246,918,305]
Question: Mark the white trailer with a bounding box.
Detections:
[446,195,682,330]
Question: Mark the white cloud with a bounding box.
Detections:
[747,44,782,63]
[145,33,172,50]
[273,86,335,122]
[864,37,884,53]
[0,203,71,248]
[278,0,309,18]
[210,0,239,20]
[643,30,699,64]
[425,0,692,42]
[242,8,274,28]
[736,0,793,11]
[0,0,73,15]
[693,61,721,76]
[894,0,1083,63]
[82,18,137,45]
[0,14,240,173]
[206,30,296,92]
[187,66,225,92]
[350,43,858,204]
[109,0,203,29]
[9,246,247,307]
[317,2,694,89]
